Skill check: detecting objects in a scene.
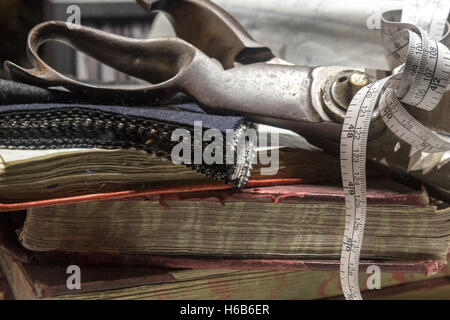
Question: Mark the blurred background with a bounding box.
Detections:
[0,0,44,78]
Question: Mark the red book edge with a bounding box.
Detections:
[0,177,428,212]
[0,178,316,212]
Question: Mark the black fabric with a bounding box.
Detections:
[0,80,256,187]
[0,104,254,187]
[0,103,241,133]
[0,79,74,105]
[0,79,201,111]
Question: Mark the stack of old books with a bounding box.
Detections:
[0,80,449,300]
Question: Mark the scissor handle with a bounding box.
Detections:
[4,21,200,101]
[3,19,338,139]
[137,0,274,68]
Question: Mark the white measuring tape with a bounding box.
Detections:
[339,1,450,300]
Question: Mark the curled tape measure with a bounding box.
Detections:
[339,1,450,300]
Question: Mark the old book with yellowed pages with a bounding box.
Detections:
[0,146,340,202]
[0,249,448,300]
[15,180,449,263]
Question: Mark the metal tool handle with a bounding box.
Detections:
[137,0,274,68]
[5,21,332,129]
[4,21,198,101]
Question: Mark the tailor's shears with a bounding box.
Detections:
[4,0,450,197]
[4,0,395,147]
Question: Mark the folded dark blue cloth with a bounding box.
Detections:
[0,81,255,187]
